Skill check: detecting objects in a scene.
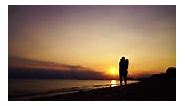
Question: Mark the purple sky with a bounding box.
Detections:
[9,5,176,76]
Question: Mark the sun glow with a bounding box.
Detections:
[109,67,118,76]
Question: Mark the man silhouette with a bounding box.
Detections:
[119,57,125,86]
[119,57,129,86]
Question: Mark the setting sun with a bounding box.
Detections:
[109,67,118,76]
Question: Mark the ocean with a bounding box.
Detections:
[8,79,138,100]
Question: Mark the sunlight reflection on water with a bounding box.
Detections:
[110,80,118,87]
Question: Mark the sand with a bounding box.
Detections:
[32,79,176,101]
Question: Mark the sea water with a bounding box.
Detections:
[9,79,138,100]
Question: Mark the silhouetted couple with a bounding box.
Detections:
[119,57,129,86]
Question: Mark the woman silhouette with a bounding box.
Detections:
[123,59,129,85]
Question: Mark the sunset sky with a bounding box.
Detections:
[9,5,176,78]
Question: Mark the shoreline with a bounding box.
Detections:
[9,81,138,101]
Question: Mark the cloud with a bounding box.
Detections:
[8,57,115,79]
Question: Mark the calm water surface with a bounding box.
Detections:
[9,79,138,100]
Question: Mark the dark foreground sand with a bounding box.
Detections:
[32,79,176,101]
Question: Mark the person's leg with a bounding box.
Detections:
[123,76,125,85]
[119,71,123,86]
[124,76,127,85]
[124,71,128,85]
[119,75,122,86]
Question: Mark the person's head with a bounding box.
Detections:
[121,56,125,60]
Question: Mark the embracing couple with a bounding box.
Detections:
[119,56,129,86]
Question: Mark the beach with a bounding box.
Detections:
[32,79,176,101]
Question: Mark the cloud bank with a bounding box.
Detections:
[9,57,115,80]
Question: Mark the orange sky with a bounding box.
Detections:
[9,5,176,77]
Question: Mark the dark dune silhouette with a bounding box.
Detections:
[140,67,176,81]
[166,67,176,80]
